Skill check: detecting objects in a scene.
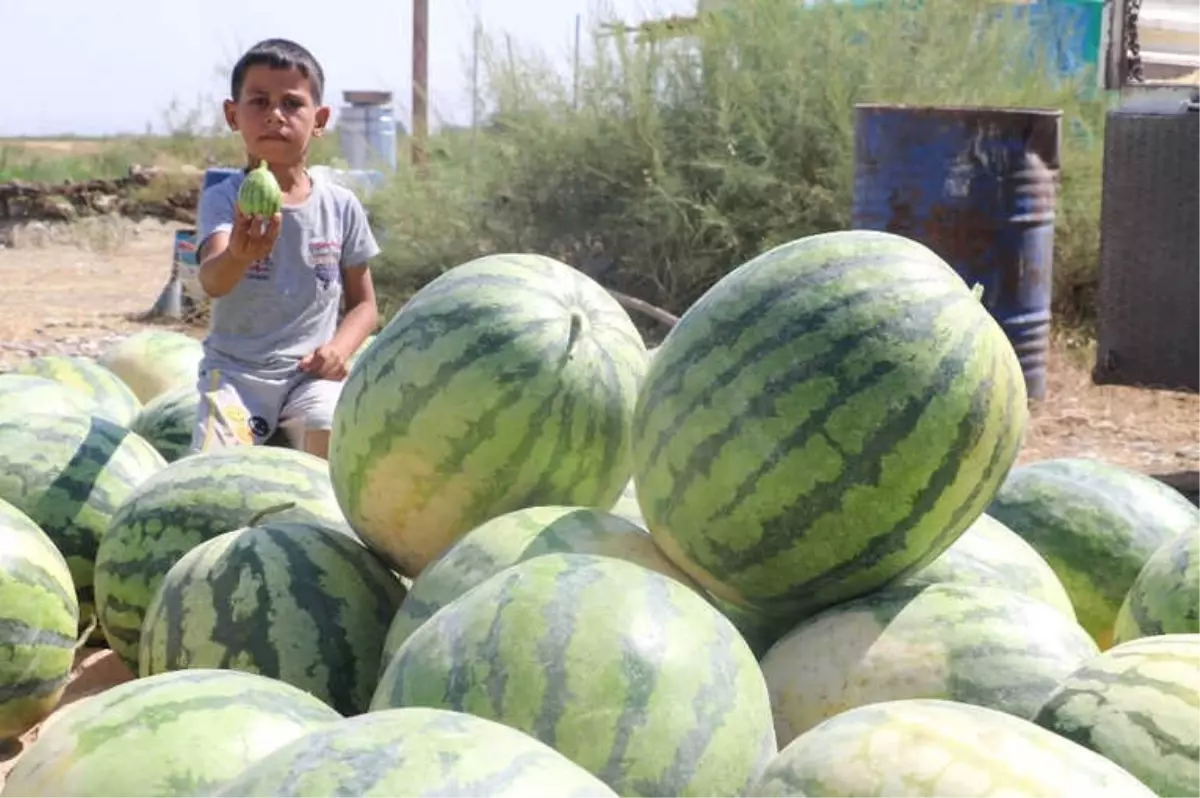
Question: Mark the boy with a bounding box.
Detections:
[192,38,380,460]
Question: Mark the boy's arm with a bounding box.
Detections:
[199,211,282,298]
[330,265,379,358]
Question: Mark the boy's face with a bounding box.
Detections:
[224,64,330,167]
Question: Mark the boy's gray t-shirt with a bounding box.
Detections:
[196,171,381,379]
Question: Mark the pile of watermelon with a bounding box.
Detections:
[0,231,1196,798]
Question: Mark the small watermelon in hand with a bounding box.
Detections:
[236,160,282,217]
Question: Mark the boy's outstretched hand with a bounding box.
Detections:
[228,207,282,264]
[299,344,348,381]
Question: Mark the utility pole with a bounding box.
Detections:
[412,0,429,171]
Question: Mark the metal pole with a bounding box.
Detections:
[573,13,582,110]
[470,15,480,201]
[412,0,429,170]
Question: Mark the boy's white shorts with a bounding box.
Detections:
[189,363,343,454]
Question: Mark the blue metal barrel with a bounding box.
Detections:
[852,104,1062,401]
[202,166,243,191]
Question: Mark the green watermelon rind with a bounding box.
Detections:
[760,581,1100,747]
[0,411,166,638]
[372,552,777,797]
[12,355,142,428]
[213,706,617,797]
[93,446,352,670]
[379,505,694,675]
[900,512,1076,619]
[631,229,1028,618]
[0,498,80,741]
[1113,530,1200,644]
[140,519,407,716]
[1032,633,1200,798]
[987,457,1200,649]
[1,668,342,796]
[748,697,1157,797]
[329,252,648,577]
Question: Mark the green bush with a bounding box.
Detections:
[364,0,1107,331]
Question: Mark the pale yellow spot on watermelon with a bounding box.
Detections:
[357,448,482,576]
[763,609,952,747]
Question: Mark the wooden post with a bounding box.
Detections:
[412,0,429,170]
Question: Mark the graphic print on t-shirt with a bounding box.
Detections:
[309,239,342,289]
[246,257,272,281]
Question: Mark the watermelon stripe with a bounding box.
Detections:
[331,254,645,576]
[0,565,77,624]
[0,669,70,705]
[213,707,617,797]
[698,295,985,543]
[374,553,775,796]
[0,413,165,638]
[773,337,1023,605]
[648,283,973,518]
[761,582,1100,747]
[750,698,1160,798]
[1033,635,1199,796]
[13,356,142,425]
[2,669,342,798]
[94,448,350,669]
[71,671,338,755]
[633,231,1027,615]
[637,269,949,458]
[141,519,405,716]
[347,312,616,523]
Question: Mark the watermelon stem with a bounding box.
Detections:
[73,616,98,651]
[248,502,297,527]
[566,311,583,356]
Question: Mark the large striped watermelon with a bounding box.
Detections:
[372,552,776,796]
[0,668,342,797]
[748,698,1156,797]
[1113,529,1199,645]
[760,582,1099,747]
[900,512,1075,618]
[0,498,78,740]
[141,517,406,715]
[329,253,648,577]
[130,386,200,463]
[380,505,696,668]
[12,354,141,427]
[214,707,617,797]
[0,411,166,639]
[0,374,110,423]
[1033,633,1199,797]
[93,446,351,669]
[987,457,1200,649]
[631,230,1027,618]
[98,329,203,404]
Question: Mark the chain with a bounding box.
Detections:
[1125,0,1144,83]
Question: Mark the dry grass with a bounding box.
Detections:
[7,139,110,156]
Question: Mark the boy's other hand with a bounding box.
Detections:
[228,208,282,265]
[299,344,348,381]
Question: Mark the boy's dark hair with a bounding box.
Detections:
[230,38,325,104]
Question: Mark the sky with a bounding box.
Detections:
[0,0,695,137]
